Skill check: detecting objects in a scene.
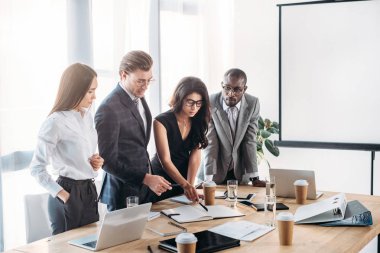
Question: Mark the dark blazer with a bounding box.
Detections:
[95,84,152,208]
[202,92,260,184]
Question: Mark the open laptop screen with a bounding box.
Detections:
[270,169,323,200]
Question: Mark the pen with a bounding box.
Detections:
[147,245,153,253]
[195,180,205,189]
[199,202,208,212]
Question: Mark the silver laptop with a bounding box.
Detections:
[270,169,323,200]
[68,202,151,251]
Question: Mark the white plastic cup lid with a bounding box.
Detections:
[175,233,198,244]
[294,179,309,186]
[277,212,294,221]
[203,181,216,187]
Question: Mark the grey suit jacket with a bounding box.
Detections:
[202,92,260,184]
[95,84,152,208]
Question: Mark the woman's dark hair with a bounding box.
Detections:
[49,63,97,115]
[169,76,210,149]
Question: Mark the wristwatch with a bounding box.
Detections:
[249,176,260,183]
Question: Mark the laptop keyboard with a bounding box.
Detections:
[83,240,97,248]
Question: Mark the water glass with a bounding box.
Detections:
[126,196,139,208]
[266,175,276,196]
[227,180,238,207]
[264,195,276,227]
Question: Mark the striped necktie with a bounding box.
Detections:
[227,106,238,139]
[133,98,139,108]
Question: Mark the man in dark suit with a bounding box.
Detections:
[202,68,266,187]
[95,50,172,211]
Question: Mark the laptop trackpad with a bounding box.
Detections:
[70,234,97,249]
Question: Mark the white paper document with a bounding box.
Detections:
[294,193,347,224]
[215,190,226,198]
[209,220,275,241]
[162,205,244,223]
[170,195,193,205]
[148,211,161,221]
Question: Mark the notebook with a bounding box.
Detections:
[270,168,323,200]
[68,203,151,251]
[159,230,240,253]
[161,205,244,223]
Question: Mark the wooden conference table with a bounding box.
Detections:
[6,186,380,253]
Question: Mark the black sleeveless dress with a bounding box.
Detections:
[150,110,194,201]
[151,110,194,181]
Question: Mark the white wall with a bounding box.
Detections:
[224,0,380,196]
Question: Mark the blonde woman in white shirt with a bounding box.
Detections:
[30,63,104,235]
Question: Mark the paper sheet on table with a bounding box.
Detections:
[208,220,274,241]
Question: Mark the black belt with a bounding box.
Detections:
[58,175,94,184]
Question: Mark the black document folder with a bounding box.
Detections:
[159,230,240,253]
[319,200,372,227]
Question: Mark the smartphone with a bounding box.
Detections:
[237,193,256,200]
[251,203,289,212]
[218,191,256,200]
[238,200,256,209]
[252,203,265,211]
[273,203,290,211]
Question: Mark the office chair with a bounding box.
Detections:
[24,193,52,243]
[0,150,34,250]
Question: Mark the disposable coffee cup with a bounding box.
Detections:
[203,181,217,205]
[294,180,308,204]
[277,212,294,245]
[175,233,197,253]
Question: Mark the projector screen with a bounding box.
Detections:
[280,0,380,144]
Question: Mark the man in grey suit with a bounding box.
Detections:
[95,51,172,211]
[203,68,266,187]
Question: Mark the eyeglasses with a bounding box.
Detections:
[134,78,155,87]
[124,71,155,87]
[185,99,203,107]
[222,85,245,95]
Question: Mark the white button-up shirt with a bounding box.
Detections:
[30,110,98,197]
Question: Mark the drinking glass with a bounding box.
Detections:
[264,195,276,227]
[227,180,238,207]
[266,175,276,196]
[126,196,139,208]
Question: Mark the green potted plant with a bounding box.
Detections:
[257,116,280,168]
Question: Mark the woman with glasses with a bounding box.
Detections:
[150,76,210,202]
[30,63,104,235]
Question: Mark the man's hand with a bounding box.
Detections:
[143,174,172,196]
[89,153,104,171]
